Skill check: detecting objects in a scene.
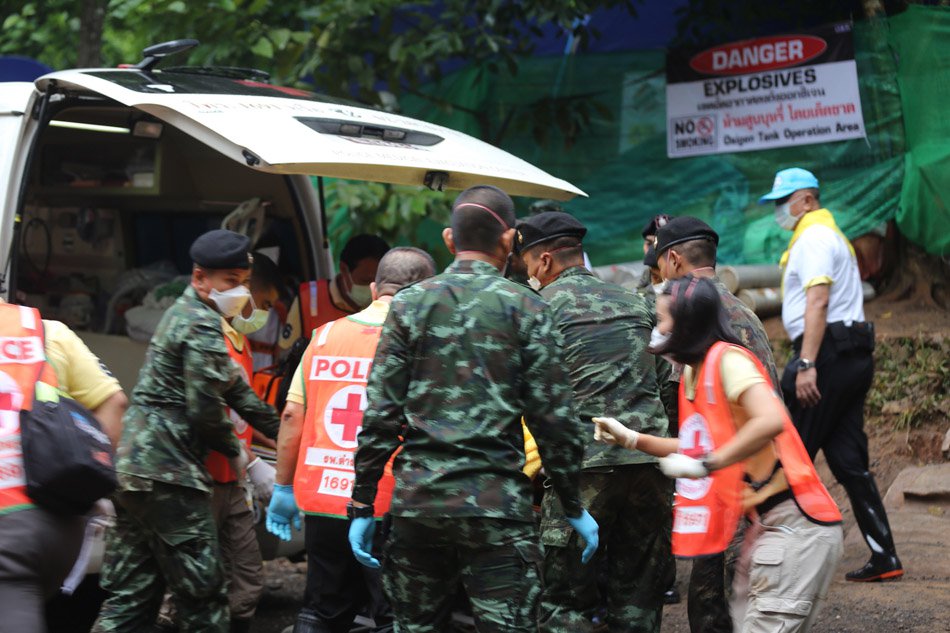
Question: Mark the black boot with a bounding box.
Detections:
[842,473,904,582]
[292,611,331,633]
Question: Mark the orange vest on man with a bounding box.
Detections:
[293,314,395,519]
[0,304,58,514]
[298,280,351,341]
[205,328,256,483]
[673,342,841,558]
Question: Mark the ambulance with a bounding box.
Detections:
[0,40,583,567]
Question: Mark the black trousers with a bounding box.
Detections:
[782,323,874,482]
[302,514,393,633]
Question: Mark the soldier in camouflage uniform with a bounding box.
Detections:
[349,185,598,633]
[519,212,673,633]
[94,230,280,633]
[654,217,780,633]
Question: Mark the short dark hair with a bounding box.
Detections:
[670,237,717,268]
[374,247,437,296]
[451,185,516,253]
[524,235,584,266]
[651,275,742,365]
[340,234,390,269]
[250,251,282,292]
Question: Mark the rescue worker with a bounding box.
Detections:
[653,216,780,633]
[0,301,127,633]
[760,168,902,582]
[635,214,671,295]
[595,274,844,633]
[94,229,281,633]
[266,247,436,633]
[517,212,673,633]
[203,252,281,633]
[281,234,391,344]
[349,185,598,632]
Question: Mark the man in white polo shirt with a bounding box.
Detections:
[760,167,903,583]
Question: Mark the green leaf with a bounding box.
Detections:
[167,1,186,14]
[250,36,274,59]
[270,27,291,50]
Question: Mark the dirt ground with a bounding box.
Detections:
[251,294,950,633]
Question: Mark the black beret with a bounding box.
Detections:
[641,214,672,239]
[654,216,719,256]
[190,229,253,269]
[643,245,658,268]
[516,211,587,253]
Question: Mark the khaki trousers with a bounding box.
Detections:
[211,482,264,622]
[731,499,843,633]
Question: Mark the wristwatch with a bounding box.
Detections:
[346,502,375,519]
[797,358,815,372]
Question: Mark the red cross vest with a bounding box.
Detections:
[298,280,350,340]
[672,342,841,558]
[293,315,395,518]
[0,304,58,514]
[204,331,256,484]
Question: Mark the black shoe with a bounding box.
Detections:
[664,587,681,604]
[230,618,252,633]
[845,554,904,582]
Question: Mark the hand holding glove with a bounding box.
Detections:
[265,484,301,541]
[567,509,600,564]
[348,517,381,569]
[592,417,639,450]
[658,453,710,479]
[247,457,276,502]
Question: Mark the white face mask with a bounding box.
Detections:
[528,276,542,292]
[348,284,373,309]
[651,280,667,295]
[209,286,251,318]
[649,326,670,351]
[774,201,799,231]
[232,308,269,334]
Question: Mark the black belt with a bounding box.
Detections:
[792,320,874,354]
[756,489,794,516]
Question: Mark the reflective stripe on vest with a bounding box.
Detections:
[672,342,841,558]
[0,304,58,514]
[293,317,396,518]
[298,280,349,340]
[204,333,256,484]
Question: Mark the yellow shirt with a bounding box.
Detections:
[285,300,390,406]
[221,318,246,352]
[43,320,122,410]
[682,348,766,404]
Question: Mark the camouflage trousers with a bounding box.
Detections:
[93,481,228,633]
[538,464,673,633]
[382,516,542,633]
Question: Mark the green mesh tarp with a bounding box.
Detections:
[889,5,950,257]
[402,18,914,266]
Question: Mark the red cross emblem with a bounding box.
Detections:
[330,392,364,443]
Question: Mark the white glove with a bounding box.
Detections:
[658,453,709,479]
[228,450,250,480]
[592,417,639,449]
[247,457,276,501]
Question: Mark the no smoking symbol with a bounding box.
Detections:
[697,117,714,136]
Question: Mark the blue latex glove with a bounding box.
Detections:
[348,516,381,569]
[567,509,600,564]
[266,484,301,541]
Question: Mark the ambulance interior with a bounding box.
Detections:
[15,103,320,392]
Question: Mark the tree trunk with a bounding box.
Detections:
[77,0,107,67]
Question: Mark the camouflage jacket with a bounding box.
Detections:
[116,286,280,492]
[712,276,782,392]
[352,259,584,521]
[541,266,669,468]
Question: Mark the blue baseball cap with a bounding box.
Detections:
[758,168,819,204]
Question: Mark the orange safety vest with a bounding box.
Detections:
[672,342,841,558]
[204,332,256,484]
[0,304,58,514]
[298,280,351,340]
[293,315,396,518]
